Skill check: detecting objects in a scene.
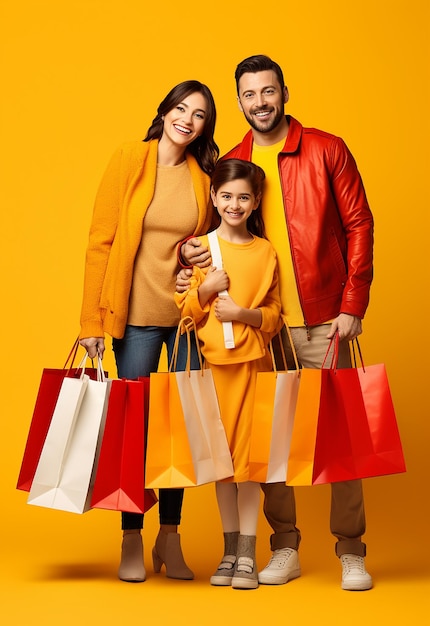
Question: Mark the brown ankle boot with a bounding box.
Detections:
[118,531,146,582]
[210,531,239,586]
[152,530,194,580]
[232,535,258,590]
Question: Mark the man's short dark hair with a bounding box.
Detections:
[235,55,285,94]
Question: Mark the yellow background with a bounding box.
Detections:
[1,1,429,624]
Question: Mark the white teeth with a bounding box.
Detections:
[174,124,191,133]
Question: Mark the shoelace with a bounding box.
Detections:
[341,555,366,573]
[267,548,295,569]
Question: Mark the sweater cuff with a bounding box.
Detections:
[177,235,196,269]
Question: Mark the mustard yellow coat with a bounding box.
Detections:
[80,140,212,339]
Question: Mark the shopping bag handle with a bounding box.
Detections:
[268,335,287,372]
[170,316,204,375]
[322,333,340,370]
[63,337,97,377]
[63,338,80,369]
[322,333,366,372]
[72,352,105,381]
[268,322,300,373]
[350,337,365,371]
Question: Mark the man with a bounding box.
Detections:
[179,55,374,590]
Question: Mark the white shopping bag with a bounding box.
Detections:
[28,356,111,513]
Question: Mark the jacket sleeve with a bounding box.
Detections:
[79,146,125,338]
[329,137,374,318]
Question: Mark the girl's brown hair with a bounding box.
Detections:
[211,158,267,238]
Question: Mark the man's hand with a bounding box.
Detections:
[327,313,362,342]
[181,237,212,268]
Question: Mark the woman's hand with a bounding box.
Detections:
[79,337,105,359]
[176,268,193,293]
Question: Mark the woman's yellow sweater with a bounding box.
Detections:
[79,139,212,339]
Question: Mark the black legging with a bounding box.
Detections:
[122,489,184,529]
[113,325,200,532]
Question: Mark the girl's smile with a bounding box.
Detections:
[211,178,261,241]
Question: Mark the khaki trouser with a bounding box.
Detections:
[262,325,366,557]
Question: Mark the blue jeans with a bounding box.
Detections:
[112,324,200,530]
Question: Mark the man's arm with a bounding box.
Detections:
[330,137,374,320]
[179,238,212,268]
[176,237,213,293]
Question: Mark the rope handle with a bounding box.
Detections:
[72,352,105,381]
[268,322,300,373]
[169,316,204,375]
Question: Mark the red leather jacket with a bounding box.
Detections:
[222,116,374,326]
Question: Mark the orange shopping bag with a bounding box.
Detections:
[145,317,233,488]
[285,368,322,486]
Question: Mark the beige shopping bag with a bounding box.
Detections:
[146,317,233,488]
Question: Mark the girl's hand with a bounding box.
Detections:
[203,266,230,295]
[214,295,241,322]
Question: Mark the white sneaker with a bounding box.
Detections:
[340,554,373,591]
[258,548,301,585]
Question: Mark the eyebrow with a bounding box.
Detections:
[241,84,277,95]
[179,101,206,113]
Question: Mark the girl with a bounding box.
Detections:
[79,80,219,582]
[175,158,282,589]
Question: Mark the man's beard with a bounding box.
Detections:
[243,107,285,134]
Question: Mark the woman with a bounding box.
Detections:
[79,80,219,582]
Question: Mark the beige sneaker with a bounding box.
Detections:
[258,547,301,585]
[340,554,373,591]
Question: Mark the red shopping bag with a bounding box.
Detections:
[287,335,406,486]
[91,377,157,514]
[312,338,406,484]
[17,341,107,492]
